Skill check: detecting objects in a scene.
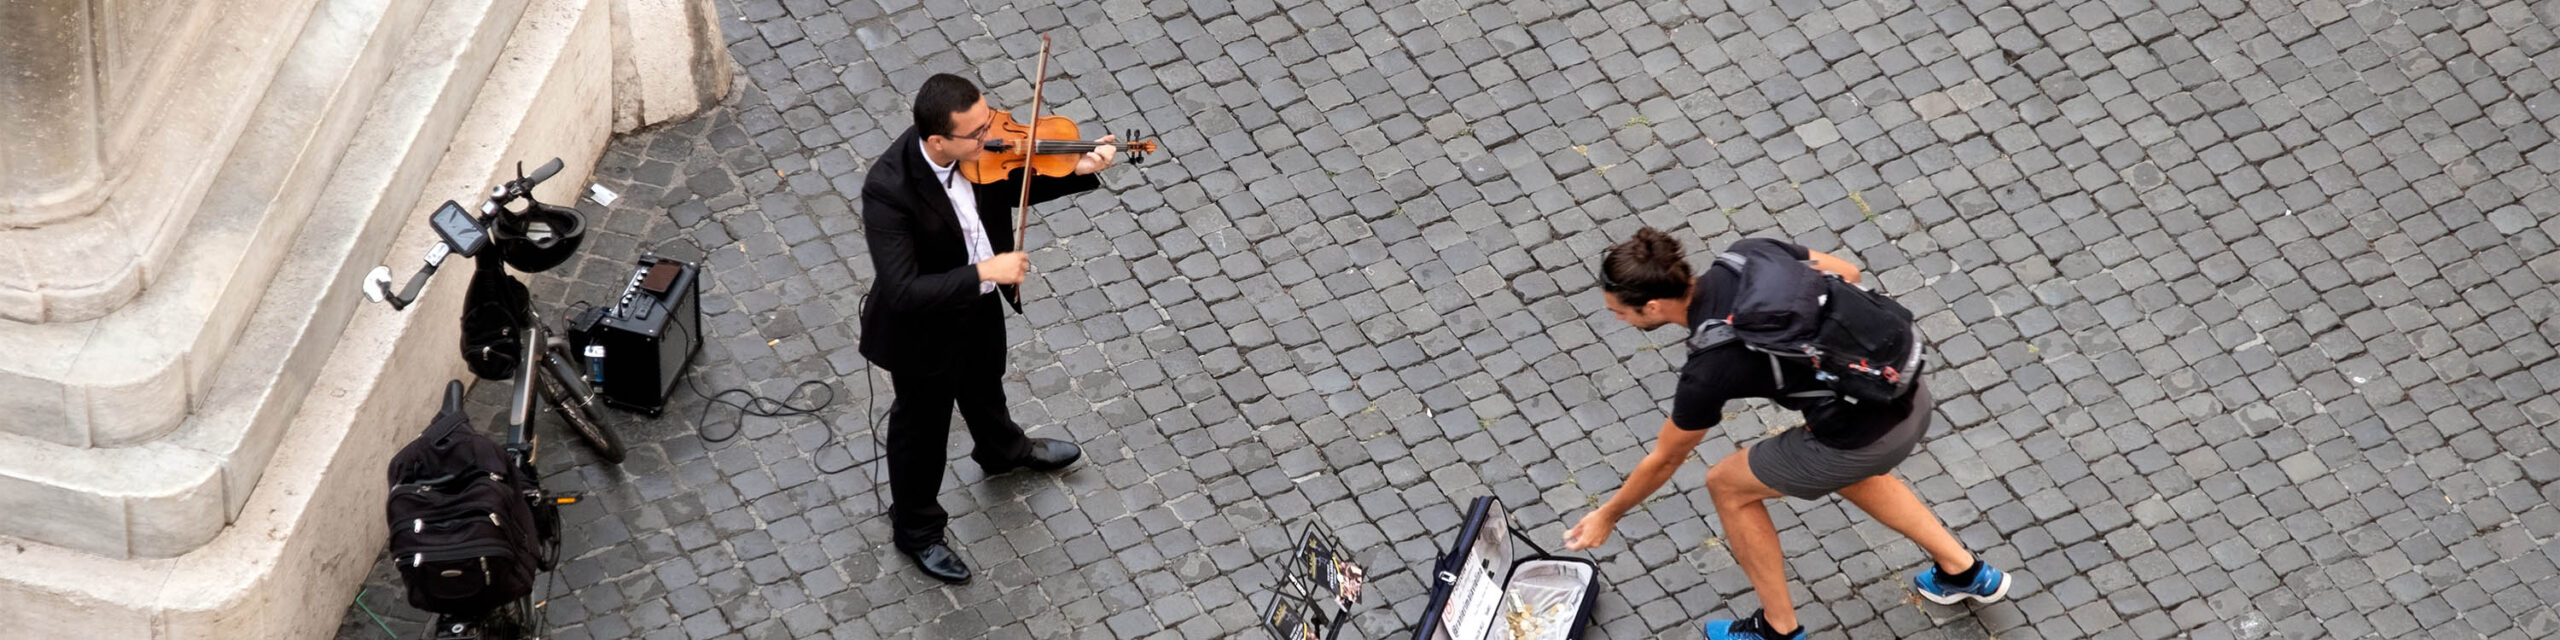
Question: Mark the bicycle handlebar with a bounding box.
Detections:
[526,158,563,185]
[490,158,566,209]
[368,158,569,310]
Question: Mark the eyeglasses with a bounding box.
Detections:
[939,117,992,143]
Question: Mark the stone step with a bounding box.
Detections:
[0,0,329,447]
[0,0,618,629]
[0,0,532,559]
[0,2,323,324]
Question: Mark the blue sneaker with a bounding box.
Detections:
[1913,561,2012,605]
[1703,610,1805,640]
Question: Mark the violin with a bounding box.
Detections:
[981,33,1164,304]
[957,109,1161,184]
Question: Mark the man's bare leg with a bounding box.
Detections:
[1706,448,1799,633]
[1834,473,1974,573]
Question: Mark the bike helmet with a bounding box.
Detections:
[489,202,587,273]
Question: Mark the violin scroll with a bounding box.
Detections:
[1124,130,1154,165]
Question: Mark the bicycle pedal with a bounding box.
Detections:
[550,493,584,505]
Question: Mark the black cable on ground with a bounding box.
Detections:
[666,297,888,500]
[681,376,834,447]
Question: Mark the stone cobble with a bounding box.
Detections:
[344,0,2560,638]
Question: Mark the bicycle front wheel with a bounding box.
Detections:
[539,355,626,463]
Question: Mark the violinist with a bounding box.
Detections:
[855,72,1118,584]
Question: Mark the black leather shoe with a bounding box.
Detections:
[980,438,1081,475]
[904,543,972,584]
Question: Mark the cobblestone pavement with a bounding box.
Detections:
[342,0,2560,638]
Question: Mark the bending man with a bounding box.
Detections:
[1564,228,2015,639]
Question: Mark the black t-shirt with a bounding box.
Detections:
[1669,269,1918,449]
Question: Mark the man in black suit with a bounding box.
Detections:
[856,73,1117,584]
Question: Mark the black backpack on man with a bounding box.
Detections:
[1687,238,1926,405]
[384,382,547,615]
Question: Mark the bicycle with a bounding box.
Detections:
[366,158,625,464]
[364,159,624,639]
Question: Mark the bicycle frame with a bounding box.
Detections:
[507,315,543,462]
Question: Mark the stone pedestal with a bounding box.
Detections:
[0,0,105,230]
[611,0,733,132]
[0,0,730,635]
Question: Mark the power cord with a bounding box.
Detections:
[856,292,886,508]
[657,294,890,511]
[679,376,835,447]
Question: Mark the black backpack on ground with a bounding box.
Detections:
[385,383,545,615]
[1688,238,1925,405]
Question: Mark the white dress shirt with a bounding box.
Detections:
[921,139,996,294]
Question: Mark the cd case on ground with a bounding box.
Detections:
[1410,496,1600,640]
[1262,522,1367,640]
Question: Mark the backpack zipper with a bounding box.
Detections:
[411,511,500,534]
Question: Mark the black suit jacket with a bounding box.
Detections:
[857,126,1100,375]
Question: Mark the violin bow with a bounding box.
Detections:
[1013,34,1051,301]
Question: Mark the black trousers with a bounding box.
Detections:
[884,293,1030,551]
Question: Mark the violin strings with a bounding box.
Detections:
[1029,141,1144,154]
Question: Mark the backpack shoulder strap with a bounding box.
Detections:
[426,408,482,447]
[1687,320,1740,352]
[1765,352,1841,402]
[1715,251,1748,271]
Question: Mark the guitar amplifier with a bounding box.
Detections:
[588,255,702,415]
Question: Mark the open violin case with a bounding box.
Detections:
[1411,496,1601,640]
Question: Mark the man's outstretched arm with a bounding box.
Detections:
[1564,417,1708,550]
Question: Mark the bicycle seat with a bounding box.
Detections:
[441,380,467,417]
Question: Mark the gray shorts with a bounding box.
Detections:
[1746,383,1935,499]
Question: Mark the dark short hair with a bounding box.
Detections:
[1600,227,1693,306]
[913,73,981,138]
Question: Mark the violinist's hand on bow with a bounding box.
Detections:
[1074,134,1118,175]
[977,252,1029,285]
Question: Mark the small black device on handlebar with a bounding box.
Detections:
[372,201,493,311]
[433,201,490,258]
